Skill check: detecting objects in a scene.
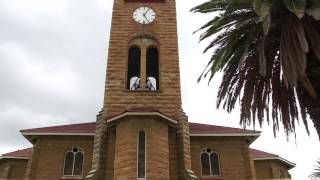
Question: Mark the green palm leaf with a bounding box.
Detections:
[192,0,320,139]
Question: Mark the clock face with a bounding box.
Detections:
[133,7,156,24]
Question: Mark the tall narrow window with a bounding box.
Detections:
[137,131,146,179]
[63,147,84,176]
[201,148,220,177]
[146,47,159,91]
[127,46,141,90]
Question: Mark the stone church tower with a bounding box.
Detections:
[86,0,196,179]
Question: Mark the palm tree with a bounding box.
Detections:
[191,0,320,139]
[310,159,320,178]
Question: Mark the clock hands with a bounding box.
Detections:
[143,8,151,24]
[143,14,150,24]
[133,7,155,25]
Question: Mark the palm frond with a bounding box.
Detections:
[310,159,320,178]
[192,0,320,138]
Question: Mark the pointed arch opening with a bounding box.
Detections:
[146,47,159,91]
[137,131,146,179]
[127,46,141,90]
[200,148,221,177]
[63,147,84,177]
[127,37,159,91]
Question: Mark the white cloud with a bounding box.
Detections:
[0,0,318,179]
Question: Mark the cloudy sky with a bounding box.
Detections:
[0,0,319,179]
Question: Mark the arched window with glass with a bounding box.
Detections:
[200,148,221,177]
[63,147,84,176]
[137,131,146,179]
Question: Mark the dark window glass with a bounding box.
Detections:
[210,153,220,175]
[146,47,159,90]
[63,147,84,176]
[64,152,74,175]
[74,152,84,175]
[138,131,146,178]
[127,46,141,90]
[201,153,210,176]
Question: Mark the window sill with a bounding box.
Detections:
[60,176,83,180]
[125,89,161,93]
[201,176,223,180]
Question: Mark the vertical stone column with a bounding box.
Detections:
[140,42,147,89]
[242,141,256,180]
[176,110,197,179]
[24,141,40,180]
[85,110,108,180]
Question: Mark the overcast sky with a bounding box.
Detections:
[0,0,319,179]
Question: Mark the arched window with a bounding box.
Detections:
[146,47,159,91]
[63,147,84,176]
[127,37,159,91]
[137,131,146,179]
[200,148,220,177]
[127,46,141,90]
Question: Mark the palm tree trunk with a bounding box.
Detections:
[297,54,320,141]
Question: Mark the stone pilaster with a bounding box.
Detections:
[85,110,108,180]
[242,141,256,180]
[176,110,198,179]
[24,141,40,180]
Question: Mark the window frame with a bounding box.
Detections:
[126,37,160,92]
[200,148,222,178]
[127,45,142,90]
[137,130,147,180]
[146,46,159,91]
[62,147,84,177]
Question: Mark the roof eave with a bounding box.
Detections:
[106,111,178,124]
[20,132,95,144]
[21,132,95,136]
[190,133,260,137]
[190,133,260,144]
[253,157,296,169]
[0,156,29,160]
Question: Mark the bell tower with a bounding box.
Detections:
[103,0,183,117]
[86,0,196,179]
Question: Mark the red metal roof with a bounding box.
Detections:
[189,122,259,135]
[250,148,295,169]
[21,122,259,135]
[250,148,278,159]
[21,122,96,134]
[1,148,32,159]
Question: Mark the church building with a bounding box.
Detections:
[0,0,295,179]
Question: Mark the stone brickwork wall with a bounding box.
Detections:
[25,136,93,180]
[0,159,28,179]
[190,136,256,180]
[113,117,170,179]
[103,0,182,118]
[254,160,292,180]
[168,126,179,179]
[105,127,116,179]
